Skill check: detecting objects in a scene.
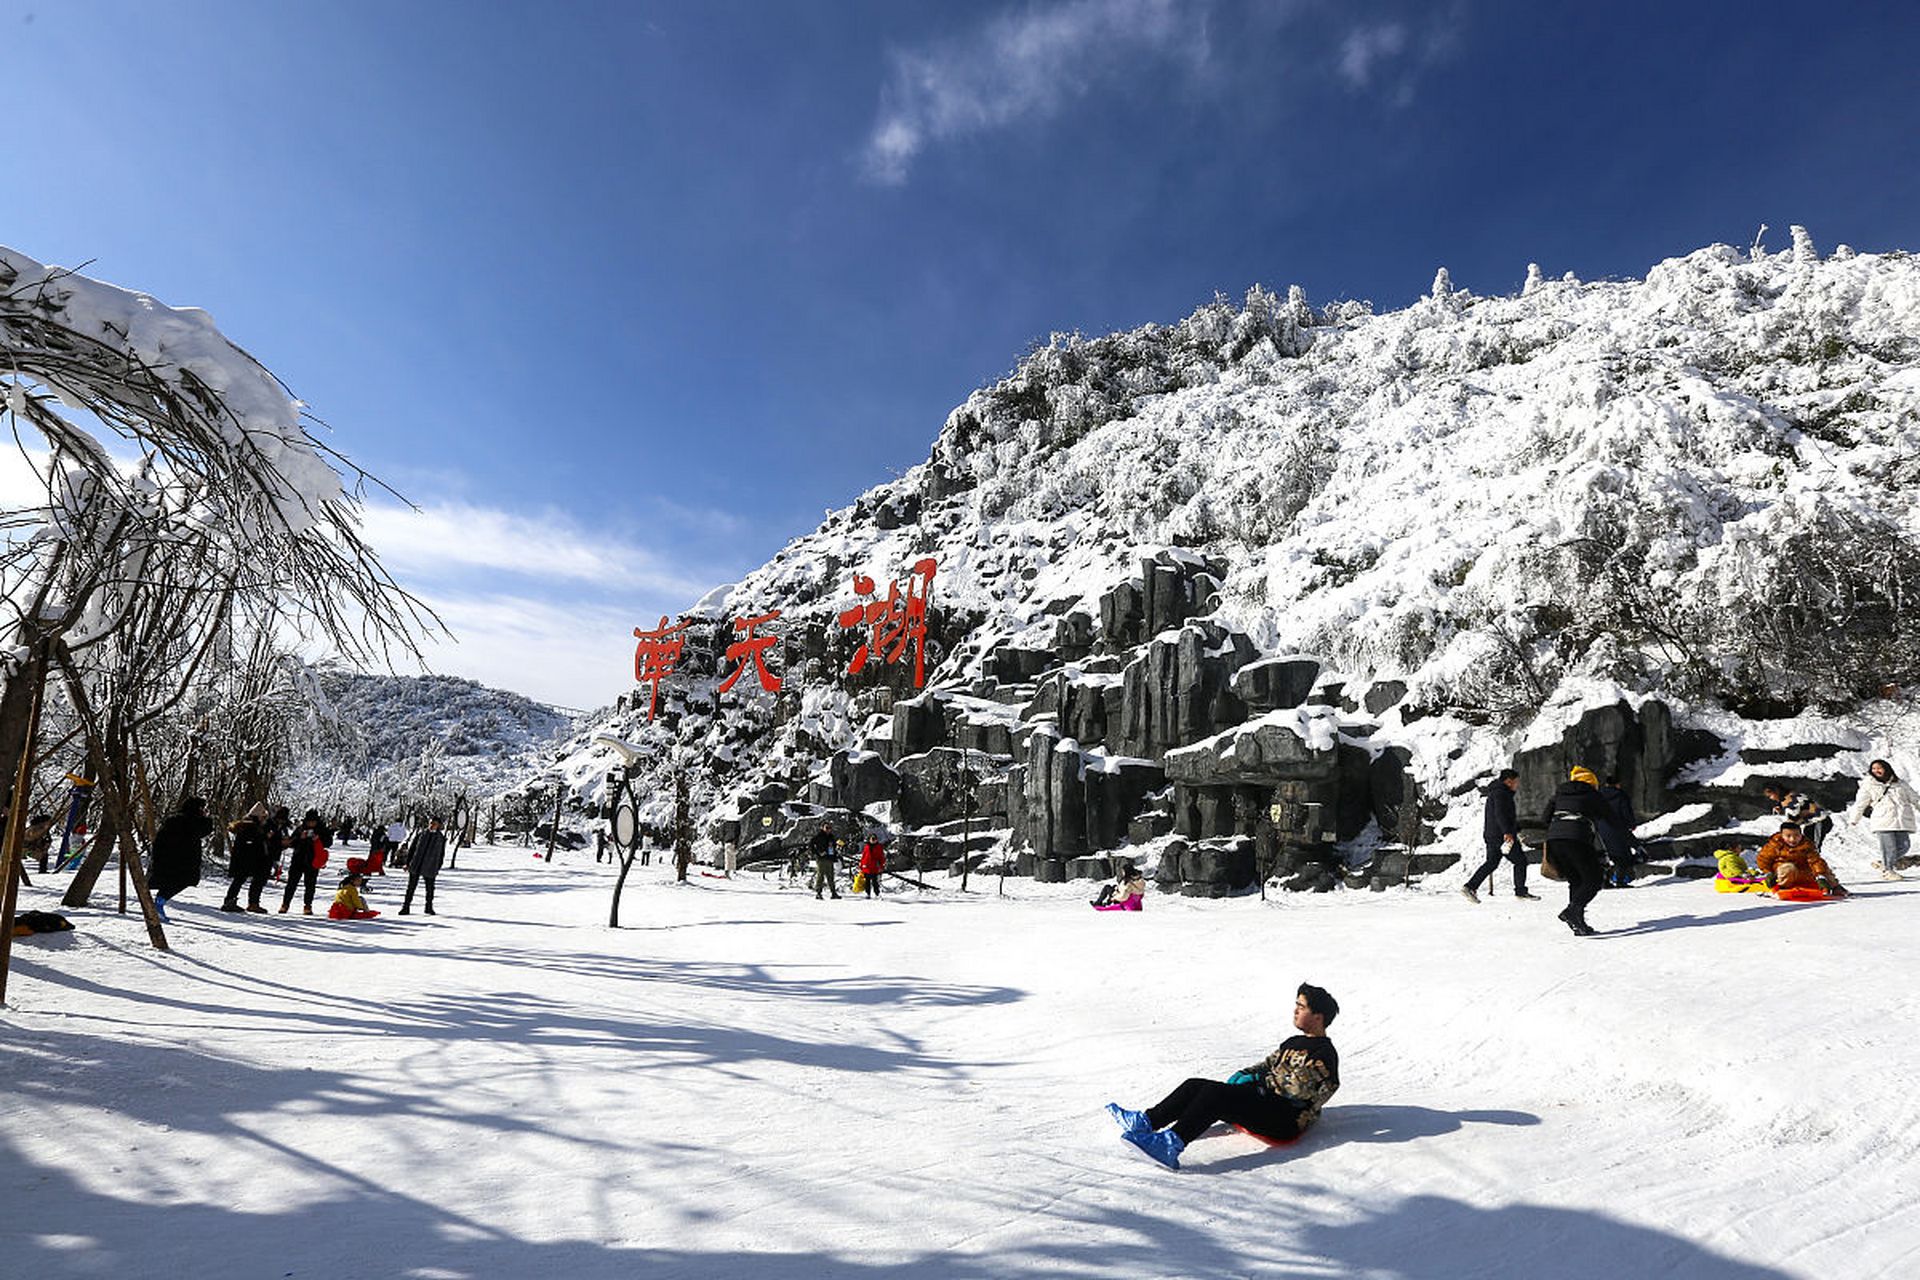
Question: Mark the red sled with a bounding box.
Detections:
[1230,1123,1305,1148]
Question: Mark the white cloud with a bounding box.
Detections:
[351,498,751,710]
[1338,22,1407,89]
[406,590,645,712]
[358,499,719,600]
[863,0,1210,184]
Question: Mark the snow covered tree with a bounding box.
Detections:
[0,246,438,939]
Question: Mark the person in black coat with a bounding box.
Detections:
[399,816,448,915]
[1596,777,1640,887]
[808,822,841,900]
[1540,767,1620,936]
[219,803,274,913]
[279,809,332,915]
[149,797,213,922]
[1461,769,1537,902]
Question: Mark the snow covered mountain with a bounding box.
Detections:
[288,671,574,813]
[540,232,1920,885]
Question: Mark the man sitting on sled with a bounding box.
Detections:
[1756,822,1850,900]
[1106,983,1340,1170]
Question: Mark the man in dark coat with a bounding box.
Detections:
[808,822,841,900]
[149,797,213,922]
[1540,767,1621,936]
[279,809,332,916]
[219,803,273,913]
[1596,776,1640,888]
[399,816,448,916]
[1461,769,1537,902]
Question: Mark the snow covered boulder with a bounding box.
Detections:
[1163,707,1342,787]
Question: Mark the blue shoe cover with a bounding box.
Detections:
[1122,1126,1184,1170]
[1105,1103,1150,1134]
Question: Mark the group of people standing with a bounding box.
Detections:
[143,801,452,923]
[1460,757,1918,936]
[795,822,888,899]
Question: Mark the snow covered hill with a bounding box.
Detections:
[287,671,574,811]
[540,232,1920,885]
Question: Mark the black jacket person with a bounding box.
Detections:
[149,797,213,918]
[1463,770,1531,900]
[1540,768,1619,936]
[400,818,449,915]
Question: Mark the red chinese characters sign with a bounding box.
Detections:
[631,615,691,722]
[837,556,937,689]
[628,556,936,716]
[717,610,783,695]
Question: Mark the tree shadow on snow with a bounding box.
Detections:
[32,912,1022,1012]
[0,1121,1797,1280]
[8,949,1007,1081]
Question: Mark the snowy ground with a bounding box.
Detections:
[2,843,1917,1279]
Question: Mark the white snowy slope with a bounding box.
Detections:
[2,847,1916,1279]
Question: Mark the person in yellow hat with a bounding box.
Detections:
[1538,766,1619,936]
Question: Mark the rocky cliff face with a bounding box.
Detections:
[541,233,1920,889]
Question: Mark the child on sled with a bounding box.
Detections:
[328,858,382,920]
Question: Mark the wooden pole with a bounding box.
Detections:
[0,647,49,1005]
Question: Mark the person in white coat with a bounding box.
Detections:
[1847,758,1920,881]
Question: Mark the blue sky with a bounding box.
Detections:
[5,0,1916,707]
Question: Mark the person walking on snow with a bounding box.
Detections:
[1597,775,1640,888]
[219,803,274,913]
[1847,759,1919,881]
[1107,984,1341,1170]
[1540,767,1618,937]
[149,796,213,922]
[1461,769,1536,902]
[809,822,841,900]
[857,832,885,897]
[399,816,448,915]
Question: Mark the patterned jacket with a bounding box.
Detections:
[1243,1035,1341,1131]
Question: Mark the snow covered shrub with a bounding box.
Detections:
[1730,506,1920,706]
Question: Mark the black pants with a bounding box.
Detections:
[1464,839,1526,894]
[223,868,268,909]
[1548,840,1604,920]
[1146,1077,1304,1145]
[280,861,319,911]
[402,870,436,913]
